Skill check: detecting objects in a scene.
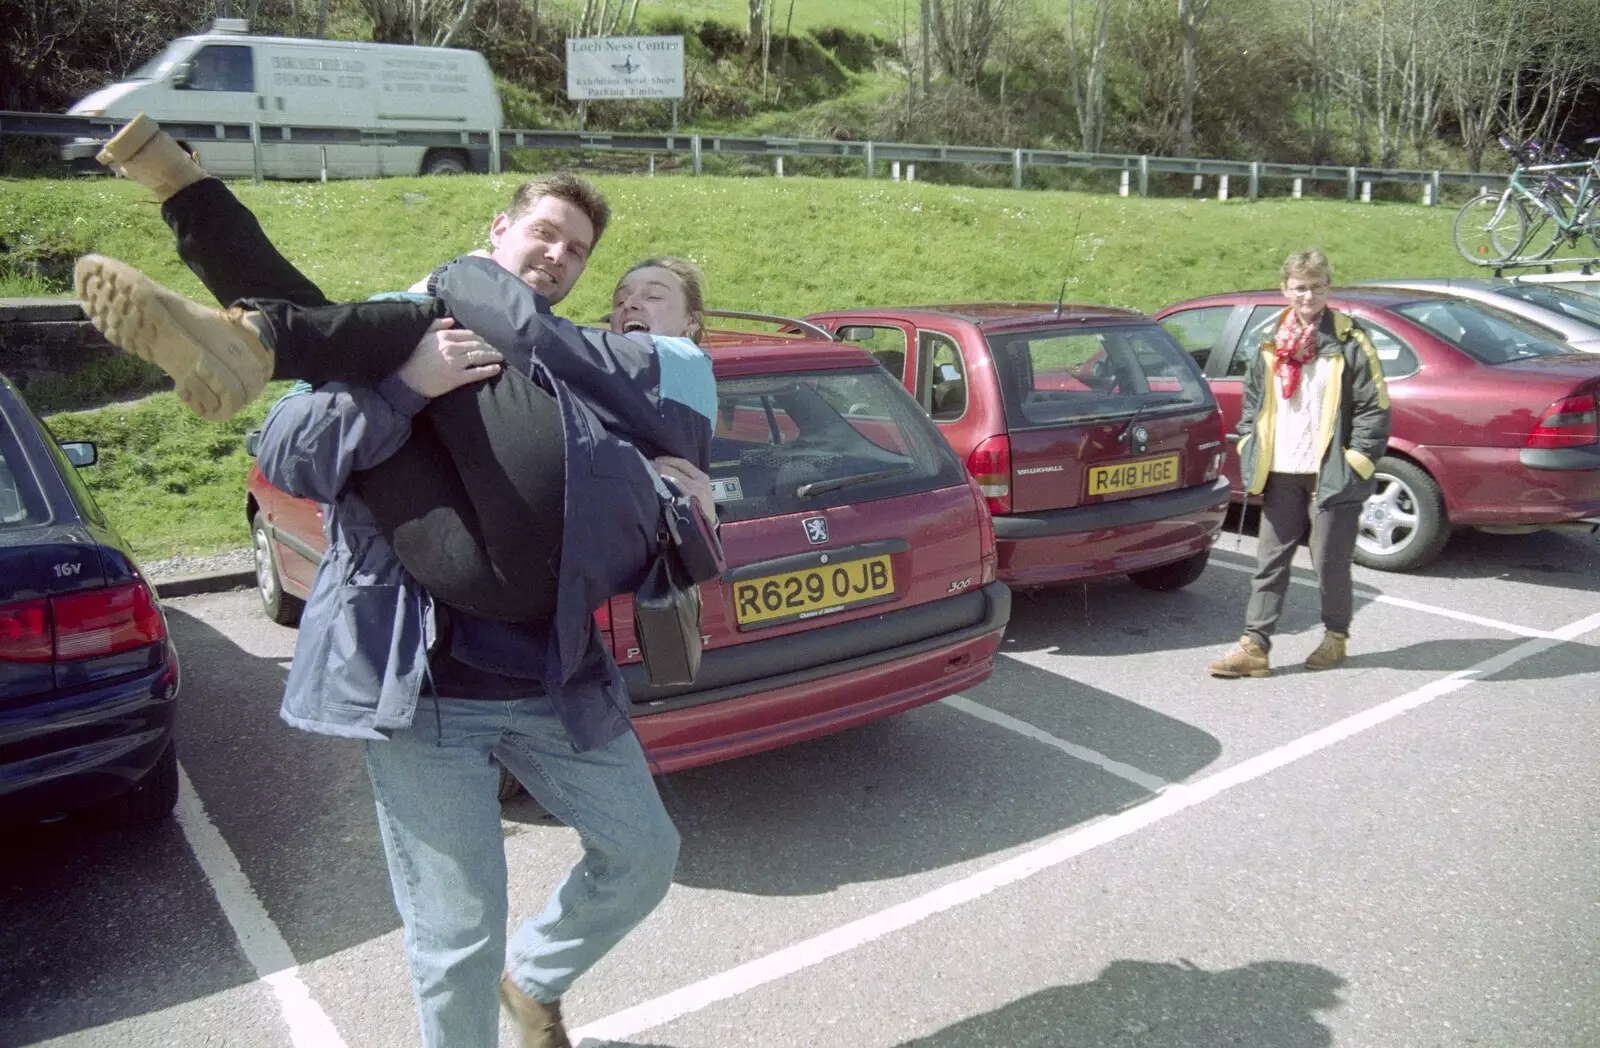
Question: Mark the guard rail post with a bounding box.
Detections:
[250,122,263,184]
[1430,170,1442,207]
[1119,170,1130,197]
[1249,160,1261,201]
[1138,155,1149,198]
[1012,148,1023,190]
[691,134,702,175]
[1346,166,1357,200]
[489,129,502,174]
[865,140,875,178]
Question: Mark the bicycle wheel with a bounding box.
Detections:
[1453,193,1527,264]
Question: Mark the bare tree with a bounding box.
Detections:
[927,0,1006,88]
[747,0,765,59]
[1433,0,1527,170]
[1176,0,1212,155]
[1065,0,1114,152]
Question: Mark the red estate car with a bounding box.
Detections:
[247,323,1010,774]
[804,305,1231,591]
[1156,288,1600,571]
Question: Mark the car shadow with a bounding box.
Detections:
[1341,634,1597,682]
[604,957,1346,1048]
[1409,529,1600,592]
[0,599,1224,1042]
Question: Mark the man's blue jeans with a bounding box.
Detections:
[364,695,680,1048]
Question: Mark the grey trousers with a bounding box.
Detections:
[1245,473,1361,652]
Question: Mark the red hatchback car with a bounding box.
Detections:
[805,305,1231,591]
[246,324,1010,773]
[1156,288,1600,571]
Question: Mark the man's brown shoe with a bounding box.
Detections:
[1208,635,1271,678]
[499,972,572,1048]
[74,255,274,420]
[96,113,210,201]
[1304,631,1348,671]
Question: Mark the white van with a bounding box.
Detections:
[64,21,501,180]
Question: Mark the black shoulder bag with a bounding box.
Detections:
[633,481,726,687]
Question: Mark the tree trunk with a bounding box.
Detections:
[316,0,328,38]
[1177,0,1202,156]
[920,0,932,95]
[748,0,764,58]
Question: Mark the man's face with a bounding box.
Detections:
[488,195,595,305]
[611,266,697,339]
[1281,274,1330,325]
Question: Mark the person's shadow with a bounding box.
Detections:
[609,957,1345,1048]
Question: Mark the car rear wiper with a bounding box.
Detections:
[1117,396,1188,445]
[796,466,915,498]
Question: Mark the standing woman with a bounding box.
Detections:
[1208,248,1392,678]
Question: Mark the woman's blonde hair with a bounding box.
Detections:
[1281,248,1332,286]
[618,256,706,341]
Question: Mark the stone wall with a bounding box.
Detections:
[0,299,170,413]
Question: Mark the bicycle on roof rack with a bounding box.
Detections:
[1452,133,1600,269]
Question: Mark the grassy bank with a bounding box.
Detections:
[6,170,1482,561]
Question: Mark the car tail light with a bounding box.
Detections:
[1524,393,1598,449]
[592,600,612,635]
[966,435,1012,515]
[53,582,166,659]
[964,472,999,585]
[0,582,166,664]
[1205,411,1228,481]
[0,599,53,663]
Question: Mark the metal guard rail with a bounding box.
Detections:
[1,109,1509,201]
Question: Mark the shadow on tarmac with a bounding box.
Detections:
[608,958,1346,1048]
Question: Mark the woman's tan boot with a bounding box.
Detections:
[74,255,274,420]
[95,113,210,201]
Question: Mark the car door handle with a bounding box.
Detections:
[1227,433,1242,444]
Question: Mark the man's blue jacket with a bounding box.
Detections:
[257,257,715,749]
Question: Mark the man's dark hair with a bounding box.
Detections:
[504,173,611,247]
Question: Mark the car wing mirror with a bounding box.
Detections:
[244,430,261,457]
[59,441,97,467]
[171,61,193,88]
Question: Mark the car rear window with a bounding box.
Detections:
[1392,299,1572,363]
[986,324,1213,429]
[708,367,966,523]
[1496,284,1600,330]
[0,414,48,530]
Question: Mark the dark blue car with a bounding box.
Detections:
[0,373,180,826]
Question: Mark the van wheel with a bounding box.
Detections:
[102,741,179,827]
[1353,457,1451,572]
[253,512,304,626]
[1128,549,1209,591]
[421,150,469,176]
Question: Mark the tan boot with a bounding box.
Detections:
[95,113,210,201]
[74,255,274,420]
[1208,635,1271,678]
[499,972,572,1048]
[1304,631,1348,671]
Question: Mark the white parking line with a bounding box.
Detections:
[175,764,349,1048]
[572,608,1600,1047]
[1206,557,1558,639]
[941,695,1170,792]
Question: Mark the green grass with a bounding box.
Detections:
[5,170,1489,560]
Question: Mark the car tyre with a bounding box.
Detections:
[253,511,304,626]
[102,740,179,826]
[497,761,524,802]
[1128,548,1209,591]
[1352,457,1451,573]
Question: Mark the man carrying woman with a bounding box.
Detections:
[79,114,716,1048]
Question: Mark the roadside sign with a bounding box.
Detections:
[565,36,685,100]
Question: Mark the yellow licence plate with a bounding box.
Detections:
[732,555,896,629]
[1088,454,1179,497]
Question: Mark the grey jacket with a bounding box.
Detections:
[1235,308,1393,508]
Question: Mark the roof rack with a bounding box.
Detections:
[702,309,835,342]
[1482,256,1600,278]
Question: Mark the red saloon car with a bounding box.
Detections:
[804,305,1231,591]
[246,322,1010,774]
[1155,288,1600,571]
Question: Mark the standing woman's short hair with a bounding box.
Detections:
[1282,248,1332,286]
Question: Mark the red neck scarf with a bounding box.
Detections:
[1273,309,1321,399]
